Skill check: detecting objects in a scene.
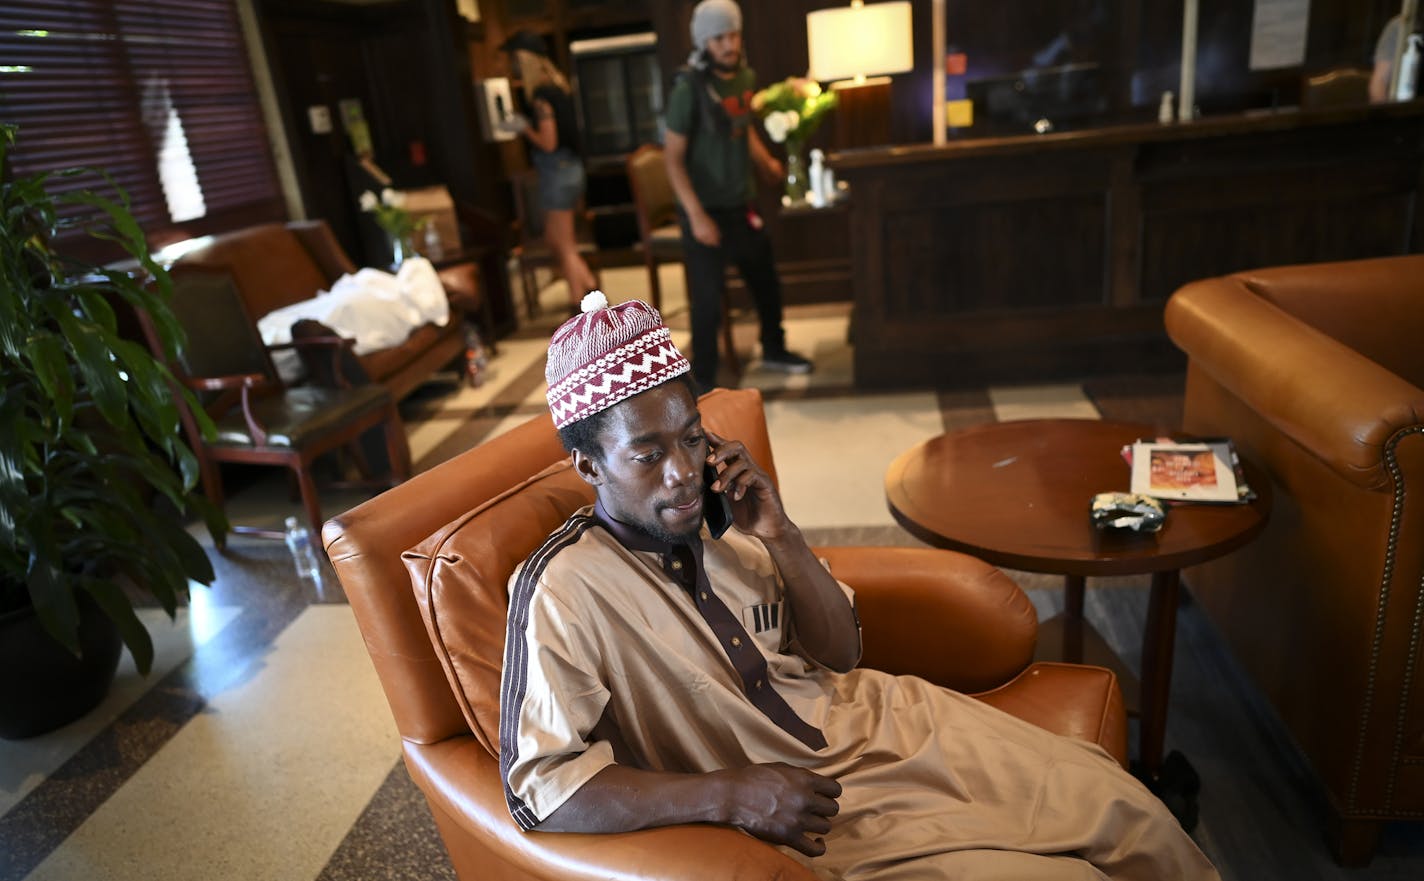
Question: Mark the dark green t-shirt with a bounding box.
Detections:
[664,65,757,209]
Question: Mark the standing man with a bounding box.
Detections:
[664,0,812,391]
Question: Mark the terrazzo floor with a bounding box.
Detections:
[2,264,1421,880]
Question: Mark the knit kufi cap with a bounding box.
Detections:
[691,0,742,50]
[545,291,690,429]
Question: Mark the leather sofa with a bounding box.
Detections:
[1165,255,1424,865]
[324,386,1129,880]
[174,220,467,401]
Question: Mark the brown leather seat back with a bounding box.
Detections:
[324,411,569,746]
[627,144,681,235]
[178,222,335,318]
[166,265,276,395]
[1236,255,1424,389]
[404,461,594,754]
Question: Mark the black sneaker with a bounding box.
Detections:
[760,349,813,374]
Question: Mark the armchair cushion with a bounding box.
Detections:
[403,461,593,754]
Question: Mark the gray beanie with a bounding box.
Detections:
[691,0,742,50]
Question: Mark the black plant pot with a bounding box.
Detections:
[0,591,123,740]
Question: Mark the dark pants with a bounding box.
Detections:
[678,207,787,389]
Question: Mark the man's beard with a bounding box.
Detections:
[708,51,740,74]
[643,502,701,545]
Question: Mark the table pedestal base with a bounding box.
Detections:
[1034,570,1182,776]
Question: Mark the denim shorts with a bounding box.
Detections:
[533,148,585,212]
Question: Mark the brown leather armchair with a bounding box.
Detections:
[1165,255,1424,865]
[324,387,1128,880]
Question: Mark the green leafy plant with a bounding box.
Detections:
[0,124,224,675]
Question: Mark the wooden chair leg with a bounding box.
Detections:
[294,461,324,537]
[588,251,603,295]
[384,406,411,481]
[645,253,662,312]
[1328,815,1382,867]
[520,260,539,319]
[199,458,228,551]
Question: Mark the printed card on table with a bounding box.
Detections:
[1129,440,1240,503]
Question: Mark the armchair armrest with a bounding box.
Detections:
[1166,280,1424,490]
[813,546,1036,693]
[181,372,275,445]
[271,325,359,390]
[182,373,267,393]
[267,335,354,352]
[406,738,816,881]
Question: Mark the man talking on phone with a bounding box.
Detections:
[501,291,1220,879]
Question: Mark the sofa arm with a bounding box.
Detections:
[405,738,816,881]
[1165,279,1424,490]
[813,546,1036,693]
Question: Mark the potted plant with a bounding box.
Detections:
[0,124,224,738]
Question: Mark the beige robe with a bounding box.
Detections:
[501,506,1218,880]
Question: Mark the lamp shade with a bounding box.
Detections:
[807,0,913,83]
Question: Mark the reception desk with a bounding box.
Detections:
[831,102,1424,388]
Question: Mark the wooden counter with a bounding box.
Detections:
[831,102,1424,388]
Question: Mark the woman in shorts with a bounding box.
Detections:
[502,31,599,312]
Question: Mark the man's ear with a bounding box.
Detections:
[571,449,603,486]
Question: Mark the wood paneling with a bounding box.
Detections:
[837,103,1424,388]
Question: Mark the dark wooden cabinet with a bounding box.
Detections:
[835,103,1424,388]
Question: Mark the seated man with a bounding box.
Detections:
[501,292,1219,879]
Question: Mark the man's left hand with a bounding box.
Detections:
[705,430,792,541]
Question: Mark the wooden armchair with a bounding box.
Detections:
[626,144,739,376]
[141,265,409,541]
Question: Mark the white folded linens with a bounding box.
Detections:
[257,256,450,357]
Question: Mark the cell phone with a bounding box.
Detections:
[702,461,735,540]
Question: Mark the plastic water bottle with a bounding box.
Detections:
[463,323,488,387]
[808,149,826,207]
[1396,34,1422,102]
[284,516,321,580]
[422,221,444,260]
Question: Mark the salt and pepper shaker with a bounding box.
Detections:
[1158,91,1175,124]
[808,149,826,208]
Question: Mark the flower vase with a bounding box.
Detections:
[387,232,414,269]
[783,139,809,205]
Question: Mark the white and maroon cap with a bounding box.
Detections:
[544,291,690,429]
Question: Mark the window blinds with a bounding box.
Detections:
[0,0,283,261]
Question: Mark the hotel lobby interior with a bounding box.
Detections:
[3,2,1424,880]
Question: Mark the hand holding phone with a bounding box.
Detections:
[702,461,735,540]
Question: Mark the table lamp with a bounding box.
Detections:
[806,0,913,149]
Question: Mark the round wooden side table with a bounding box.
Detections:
[885,418,1271,776]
